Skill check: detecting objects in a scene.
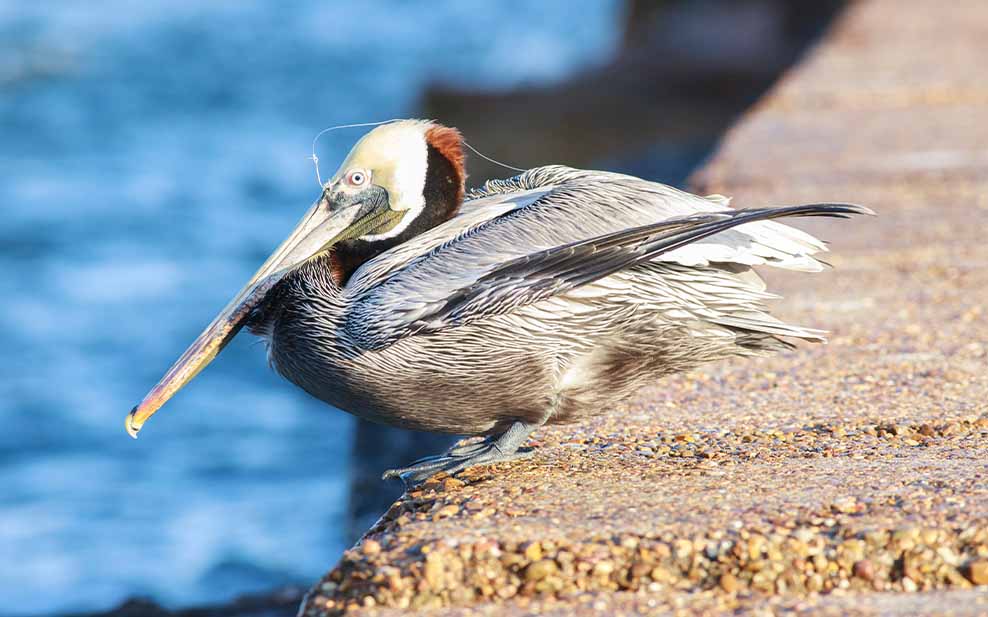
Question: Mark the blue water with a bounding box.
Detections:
[0,2,621,614]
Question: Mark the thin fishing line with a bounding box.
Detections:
[308,120,527,187]
[462,140,526,173]
[309,119,401,187]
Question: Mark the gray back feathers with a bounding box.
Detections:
[343,166,866,350]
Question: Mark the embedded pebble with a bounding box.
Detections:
[968,559,988,585]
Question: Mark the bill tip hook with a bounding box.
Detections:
[125,405,142,439]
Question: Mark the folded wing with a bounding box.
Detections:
[345,166,870,351]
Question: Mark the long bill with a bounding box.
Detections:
[125,194,362,438]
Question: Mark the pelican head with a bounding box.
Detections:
[126,119,466,437]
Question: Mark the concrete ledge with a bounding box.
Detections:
[301,1,988,614]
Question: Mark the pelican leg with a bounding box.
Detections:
[382,420,538,485]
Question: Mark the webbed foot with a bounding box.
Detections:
[382,420,537,485]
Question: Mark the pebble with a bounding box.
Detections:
[436,504,460,518]
[650,566,671,582]
[832,497,858,514]
[424,553,444,591]
[440,477,465,492]
[852,559,874,581]
[523,542,543,561]
[719,572,739,593]
[361,539,381,557]
[968,559,988,585]
[525,559,558,582]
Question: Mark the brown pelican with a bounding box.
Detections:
[126,119,870,483]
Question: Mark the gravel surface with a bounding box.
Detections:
[301,1,988,614]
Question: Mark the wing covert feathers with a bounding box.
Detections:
[346,166,871,350]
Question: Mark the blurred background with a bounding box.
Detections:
[0,1,842,615]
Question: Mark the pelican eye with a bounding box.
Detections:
[345,169,370,187]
